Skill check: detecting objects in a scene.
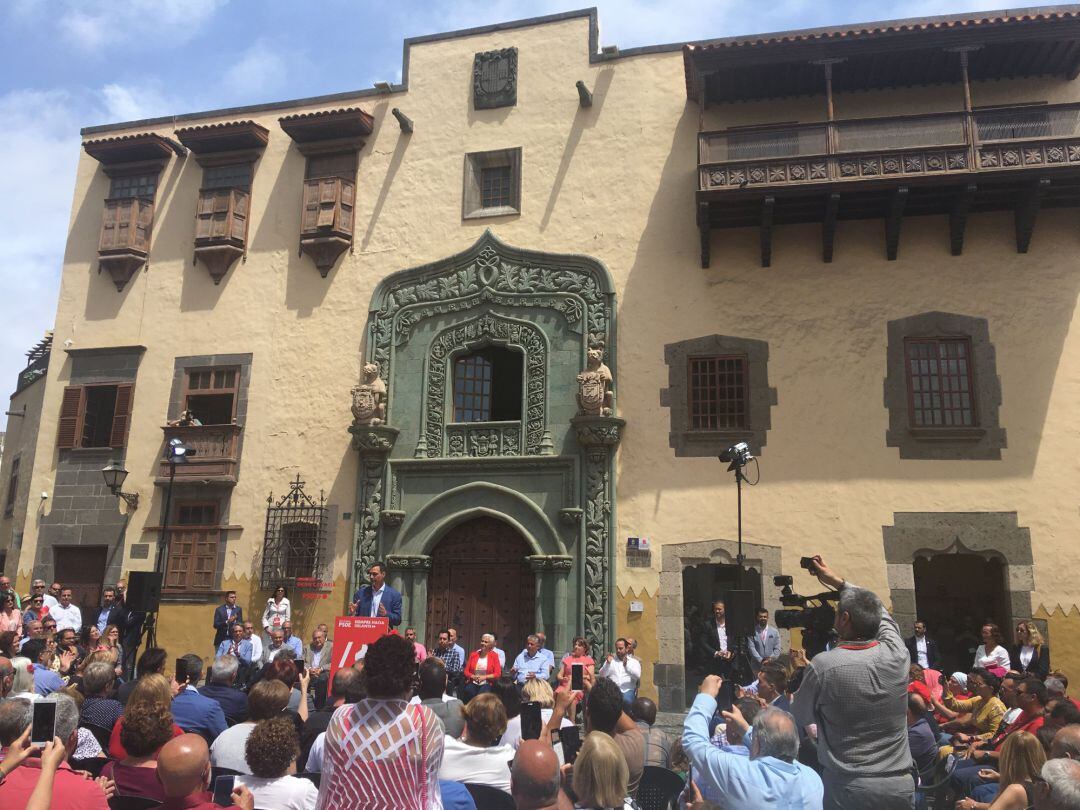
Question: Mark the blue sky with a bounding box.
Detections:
[0,0,1011,420]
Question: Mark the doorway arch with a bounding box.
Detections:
[426,516,535,654]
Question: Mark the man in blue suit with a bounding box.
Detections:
[749,608,782,673]
[351,561,402,627]
[212,591,243,648]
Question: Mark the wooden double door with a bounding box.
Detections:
[54,546,108,619]
[426,517,535,654]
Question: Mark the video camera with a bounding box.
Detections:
[773,574,839,658]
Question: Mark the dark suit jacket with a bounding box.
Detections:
[198,683,249,726]
[1009,644,1050,678]
[905,635,941,670]
[352,585,402,627]
[698,621,733,677]
[89,604,129,635]
[212,604,244,647]
[771,693,792,713]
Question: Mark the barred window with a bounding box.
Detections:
[262,475,327,589]
[109,173,157,200]
[905,338,976,427]
[453,347,523,423]
[688,356,747,430]
[480,165,513,208]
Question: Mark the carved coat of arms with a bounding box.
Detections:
[473,48,518,109]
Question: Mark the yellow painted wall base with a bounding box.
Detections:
[1035,604,1080,683]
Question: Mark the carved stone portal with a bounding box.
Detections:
[351,363,387,426]
[577,347,613,416]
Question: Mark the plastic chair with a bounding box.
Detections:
[915,757,958,810]
[637,765,686,810]
[108,796,162,810]
[463,782,515,809]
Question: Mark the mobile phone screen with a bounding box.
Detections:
[571,663,584,691]
[30,701,56,747]
[212,775,236,806]
[295,659,305,676]
[561,725,581,765]
[521,701,542,741]
[175,658,188,685]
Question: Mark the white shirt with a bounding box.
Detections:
[309,644,327,670]
[306,732,326,772]
[247,634,263,662]
[210,722,255,773]
[51,603,82,633]
[369,586,385,618]
[494,647,506,668]
[42,595,59,610]
[237,774,318,810]
[408,693,455,706]
[439,737,514,793]
[715,621,728,653]
[599,655,642,694]
[915,637,929,669]
[974,644,1011,671]
[1003,707,1023,726]
[1020,646,1035,669]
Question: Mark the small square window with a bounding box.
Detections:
[463,148,521,220]
[109,173,157,200]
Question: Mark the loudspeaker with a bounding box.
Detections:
[724,589,757,638]
[126,571,163,613]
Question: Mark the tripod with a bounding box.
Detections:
[719,443,760,692]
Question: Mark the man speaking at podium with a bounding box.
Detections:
[351,561,402,627]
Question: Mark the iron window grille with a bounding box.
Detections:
[262,474,327,589]
[688,355,748,430]
[904,338,977,428]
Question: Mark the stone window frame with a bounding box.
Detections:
[660,334,777,458]
[462,147,522,220]
[885,311,1006,460]
[883,511,1035,637]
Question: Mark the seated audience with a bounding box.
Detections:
[907,694,938,777]
[630,696,672,768]
[973,624,1011,678]
[118,646,167,705]
[513,634,555,686]
[511,738,568,810]
[935,668,1006,756]
[957,730,1046,810]
[281,621,303,658]
[300,667,364,770]
[200,654,249,725]
[217,624,254,670]
[171,653,227,742]
[555,637,595,707]
[110,673,184,760]
[405,627,427,663]
[100,696,175,801]
[80,660,124,731]
[156,732,222,810]
[597,637,640,707]
[0,693,112,808]
[320,634,444,805]
[572,731,634,809]
[581,677,645,796]
[20,639,63,696]
[462,633,502,702]
[503,678,574,754]
[239,717,318,810]
[261,656,312,720]
[414,657,466,739]
[1034,758,1080,810]
[9,656,36,701]
[58,686,107,760]
[440,692,514,792]
[212,679,292,774]
[683,675,823,808]
[1010,621,1050,679]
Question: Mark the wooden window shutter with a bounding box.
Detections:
[56,386,85,449]
[133,199,153,252]
[230,189,249,241]
[194,191,217,240]
[99,203,118,251]
[301,180,321,232]
[317,178,339,228]
[338,180,355,235]
[108,384,134,448]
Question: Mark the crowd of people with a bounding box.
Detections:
[0,557,1078,809]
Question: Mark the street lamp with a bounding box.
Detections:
[101,461,139,510]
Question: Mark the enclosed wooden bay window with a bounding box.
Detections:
[279,107,373,276]
[164,500,221,592]
[176,121,269,284]
[83,133,180,291]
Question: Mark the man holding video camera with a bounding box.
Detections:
[791,556,913,809]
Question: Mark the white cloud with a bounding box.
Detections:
[225,39,289,100]
[54,0,225,53]
[98,82,176,124]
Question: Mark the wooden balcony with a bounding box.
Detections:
[299,176,355,277]
[98,197,154,290]
[193,187,250,284]
[697,103,1080,266]
[157,424,242,485]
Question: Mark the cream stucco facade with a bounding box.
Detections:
[9,8,1080,708]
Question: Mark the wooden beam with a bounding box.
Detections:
[949,183,977,256]
[885,186,909,261]
[1015,177,1050,254]
[698,201,711,269]
[760,196,775,268]
[822,192,840,263]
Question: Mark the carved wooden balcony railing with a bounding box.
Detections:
[194,187,250,284]
[299,177,356,277]
[697,102,1080,266]
[445,421,522,457]
[157,424,242,484]
[98,197,154,291]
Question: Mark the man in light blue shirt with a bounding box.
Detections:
[511,635,553,685]
[282,620,303,658]
[216,623,253,665]
[448,628,467,672]
[536,632,556,673]
[684,674,823,809]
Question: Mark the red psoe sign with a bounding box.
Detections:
[327,616,389,690]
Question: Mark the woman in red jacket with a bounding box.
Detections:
[461,633,501,703]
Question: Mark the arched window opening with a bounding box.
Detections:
[453,346,523,422]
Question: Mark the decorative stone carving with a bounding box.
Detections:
[572,415,626,448]
[349,424,399,455]
[473,48,518,110]
[349,424,399,595]
[386,554,432,571]
[381,510,405,527]
[351,363,387,425]
[559,508,583,526]
[577,347,613,416]
[426,313,546,457]
[526,555,573,572]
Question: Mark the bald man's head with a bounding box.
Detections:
[157,733,210,798]
[1052,724,1080,760]
[511,740,562,809]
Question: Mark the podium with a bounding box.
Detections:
[328,616,390,688]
